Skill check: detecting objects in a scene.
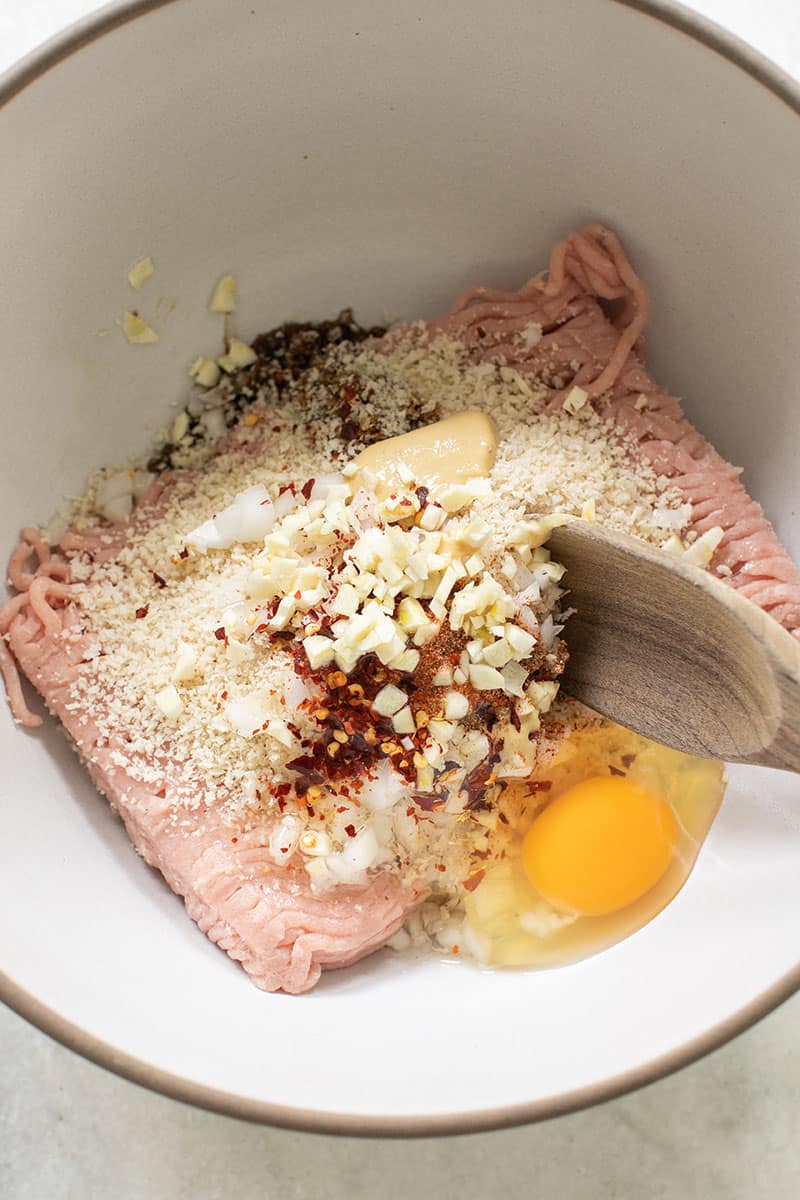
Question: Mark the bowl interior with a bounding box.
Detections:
[1,0,799,1131]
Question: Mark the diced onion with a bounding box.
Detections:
[359,758,410,813]
[187,485,275,552]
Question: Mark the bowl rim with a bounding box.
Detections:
[1,0,799,1137]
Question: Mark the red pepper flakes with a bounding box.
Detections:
[277,798,287,812]
[344,823,356,838]
[151,571,167,589]
[462,869,486,893]
[179,546,189,559]
[214,627,227,642]
[135,605,149,619]
[300,478,315,500]
[231,836,238,844]
[336,805,348,814]
[435,863,447,873]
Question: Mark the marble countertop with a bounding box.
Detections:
[1,3,799,1197]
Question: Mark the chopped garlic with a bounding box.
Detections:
[444,691,469,720]
[121,312,159,344]
[171,411,190,443]
[392,706,416,734]
[265,718,295,749]
[155,684,183,719]
[303,635,335,669]
[189,357,221,388]
[469,663,504,691]
[397,596,428,631]
[662,534,685,557]
[428,719,455,744]
[209,274,237,314]
[683,525,725,567]
[127,256,154,289]
[331,584,360,617]
[218,338,257,373]
[437,477,492,513]
[373,684,407,717]
[172,643,198,683]
[481,639,513,668]
[390,648,420,673]
[419,504,446,531]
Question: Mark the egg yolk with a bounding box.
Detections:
[521,775,679,917]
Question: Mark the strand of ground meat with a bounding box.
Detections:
[1,529,75,726]
[425,225,800,634]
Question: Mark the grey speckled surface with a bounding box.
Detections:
[2,3,800,1198]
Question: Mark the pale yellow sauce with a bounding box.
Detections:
[349,411,498,494]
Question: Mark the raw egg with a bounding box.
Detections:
[521,775,678,917]
[463,717,725,968]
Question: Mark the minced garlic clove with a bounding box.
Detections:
[208,274,237,314]
[682,525,725,567]
[469,663,505,691]
[217,338,257,373]
[444,691,469,720]
[171,411,190,443]
[155,684,183,719]
[390,648,420,673]
[392,706,416,734]
[373,684,407,717]
[172,643,198,683]
[127,256,155,289]
[121,312,159,344]
[189,357,221,389]
[303,635,335,669]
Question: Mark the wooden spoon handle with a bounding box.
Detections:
[547,522,800,773]
[749,638,800,772]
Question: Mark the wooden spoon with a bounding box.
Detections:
[546,521,800,772]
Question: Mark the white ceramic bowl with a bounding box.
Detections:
[1,0,799,1135]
